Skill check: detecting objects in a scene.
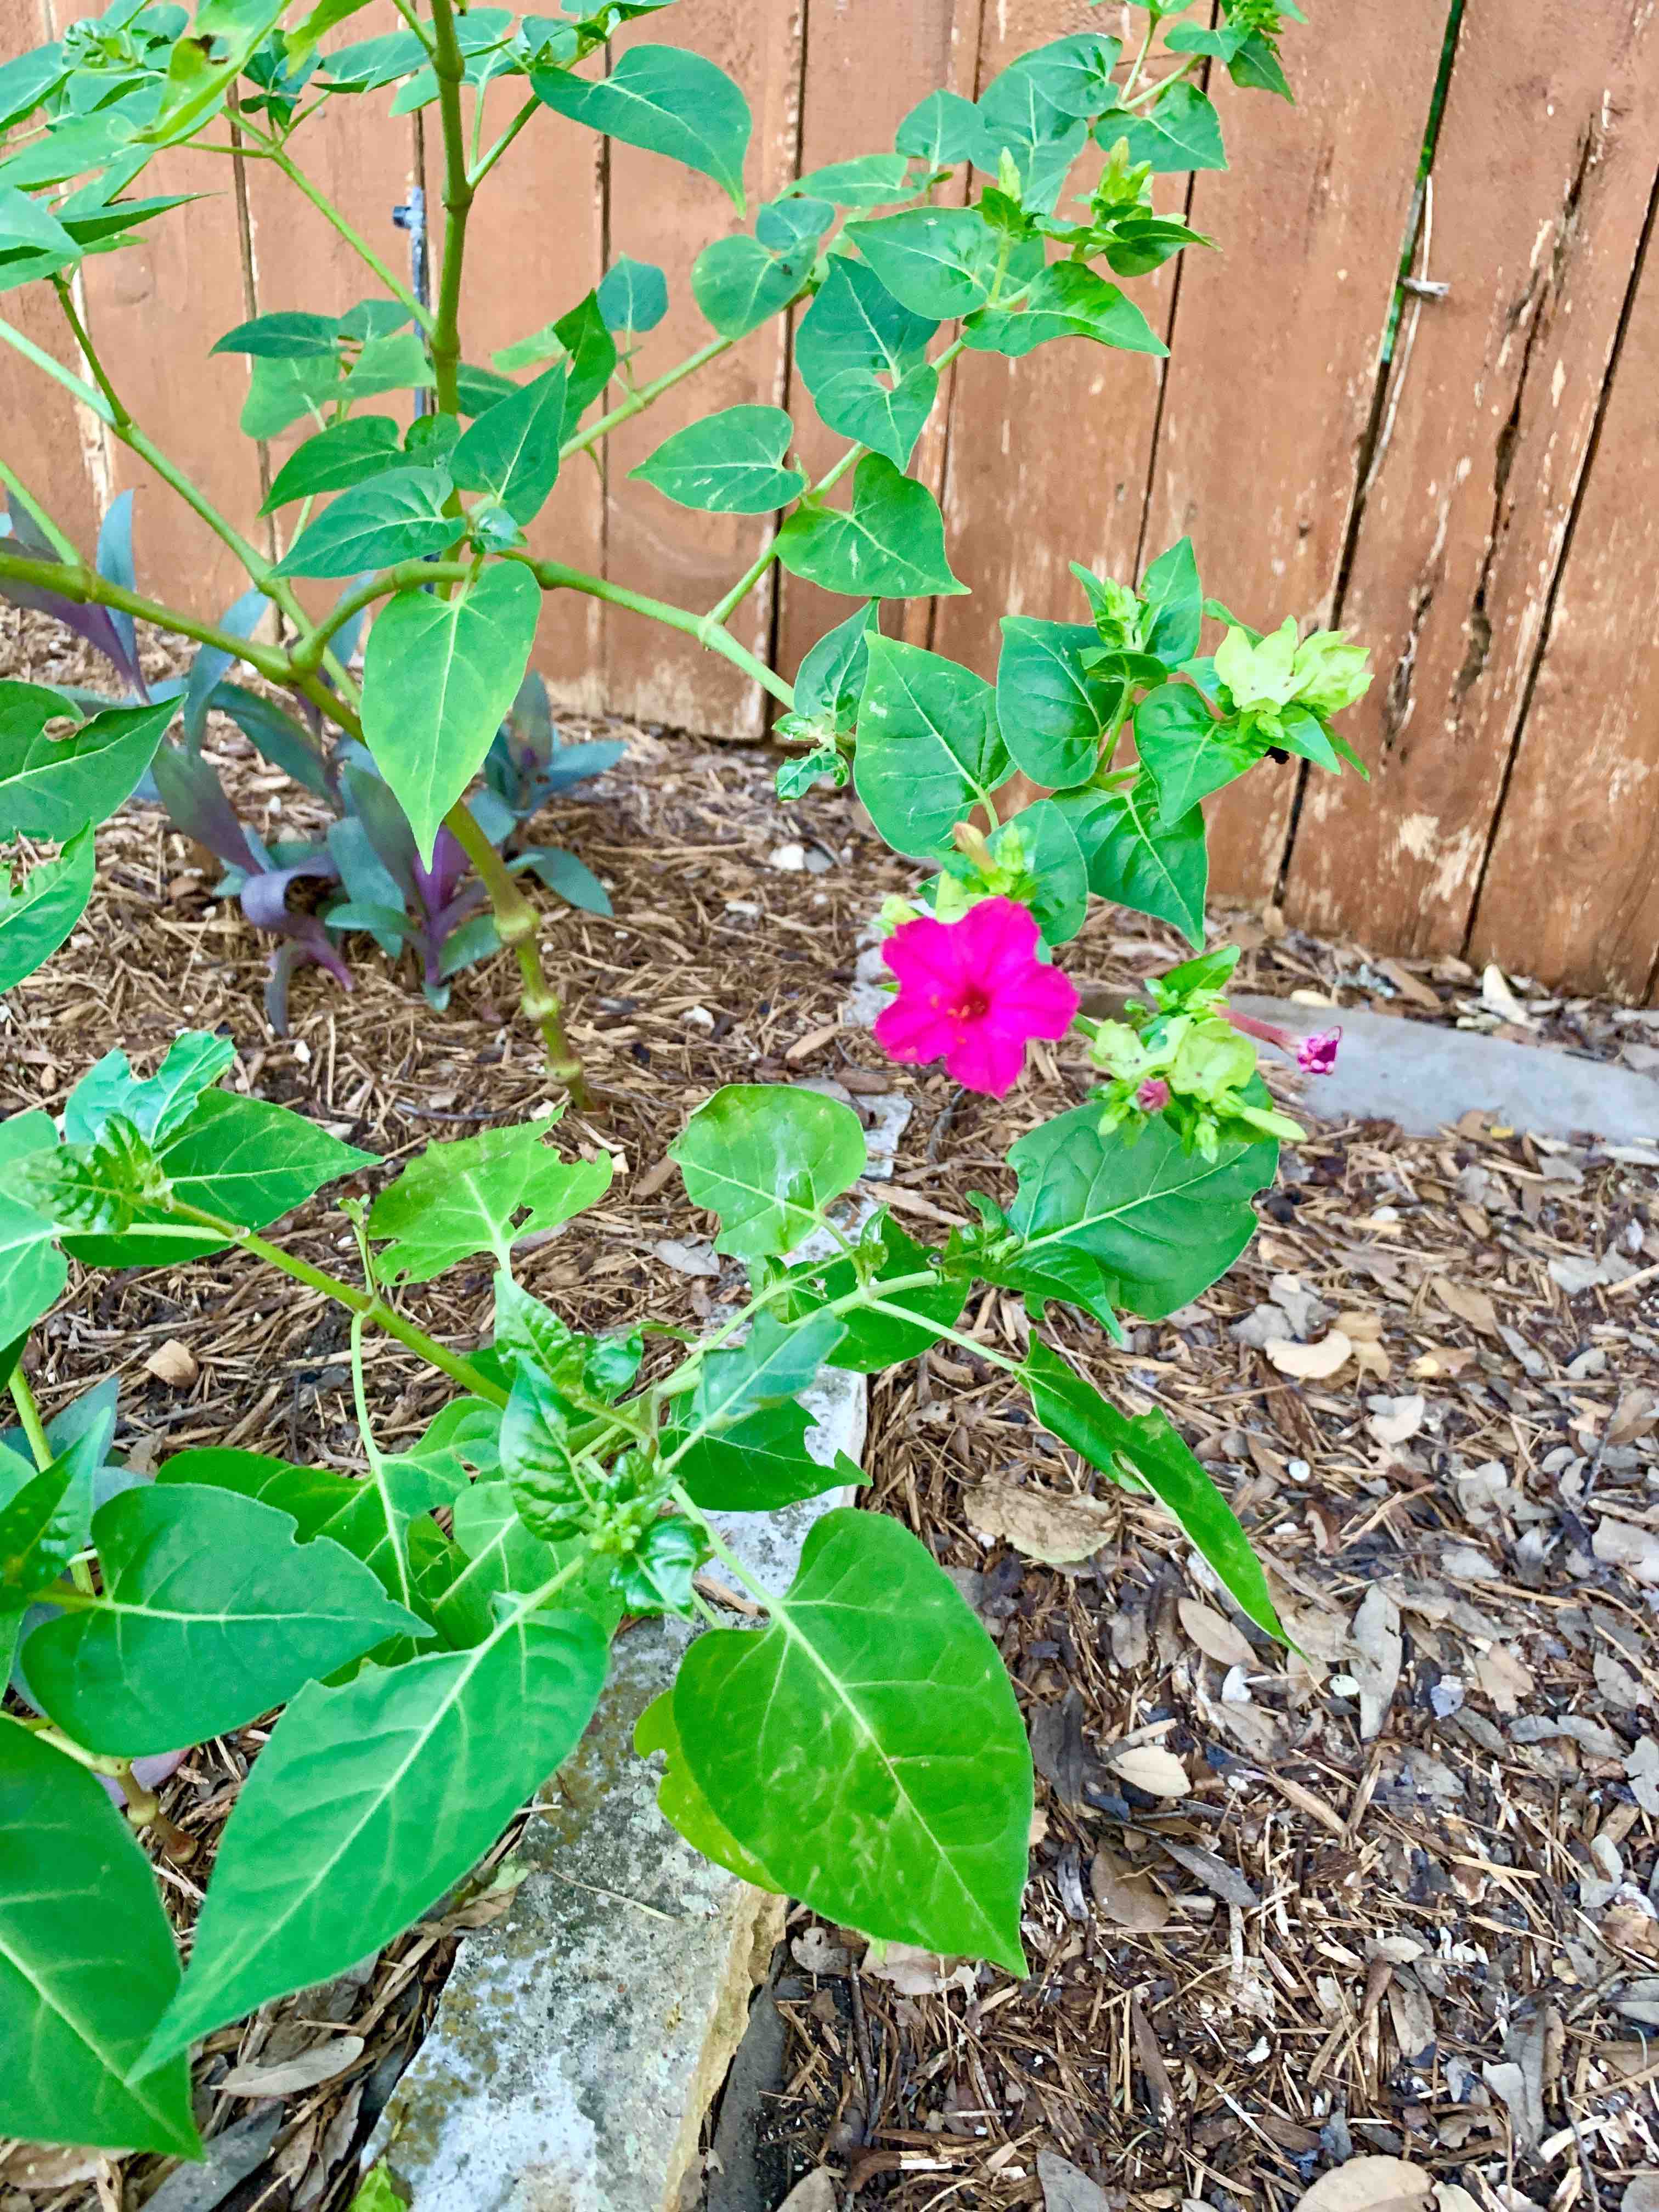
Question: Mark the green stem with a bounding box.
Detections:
[7,1370,52,1471]
[48,276,127,427]
[443,802,592,1107]
[0,462,81,565]
[268,146,434,332]
[0,550,290,680]
[1121,57,1198,111]
[526,556,795,710]
[427,0,476,420]
[0,313,105,426]
[559,336,733,462]
[1121,13,1160,101]
[470,94,539,188]
[8,1714,132,1778]
[351,1310,414,1611]
[290,560,472,672]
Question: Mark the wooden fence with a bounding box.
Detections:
[4,0,1658,1000]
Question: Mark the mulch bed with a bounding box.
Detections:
[3,603,1658,2212]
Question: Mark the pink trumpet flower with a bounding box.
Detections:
[1226,1008,1342,1076]
[874,896,1080,1098]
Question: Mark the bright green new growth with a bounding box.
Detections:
[0,0,1372,2163]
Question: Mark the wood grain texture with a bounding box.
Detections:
[0,4,103,561]
[1466,227,1659,1002]
[1281,0,1659,956]
[40,2,263,620]
[1152,2,1446,905]
[773,0,980,685]
[930,0,1169,686]
[600,0,805,735]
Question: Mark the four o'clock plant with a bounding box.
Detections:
[0,0,1378,2164]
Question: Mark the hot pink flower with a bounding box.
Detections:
[1297,1026,1342,1076]
[874,896,1079,1098]
[1137,1077,1172,1112]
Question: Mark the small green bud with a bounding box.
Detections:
[1290,630,1373,717]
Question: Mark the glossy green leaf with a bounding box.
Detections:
[820,1212,967,1373]
[0,822,94,993]
[0,1725,199,2156]
[895,88,981,167]
[0,689,174,842]
[1068,775,1207,946]
[597,253,668,333]
[531,47,751,210]
[673,1398,855,1513]
[368,1114,612,1284]
[789,153,912,207]
[854,636,1008,858]
[273,467,455,578]
[1022,1338,1288,1640]
[22,1484,422,1757]
[691,233,810,339]
[777,454,961,601]
[65,1032,235,1148]
[977,794,1091,947]
[337,329,435,402]
[0,180,78,286]
[794,258,939,470]
[450,363,567,524]
[1000,30,1122,118]
[0,1111,66,1345]
[1140,535,1204,663]
[1135,682,1256,819]
[0,1427,97,1604]
[679,1310,847,1443]
[966,263,1166,357]
[995,618,1121,789]
[1103,81,1226,173]
[1227,31,1293,98]
[635,1691,783,1891]
[972,55,1090,213]
[144,1605,609,2068]
[146,0,289,145]
[510,845,613,915]
[213,309,340,359]
[794,600,880,733]
[844,206,1035,320]
[360,561,540,865]
[240,352,341,438]
[630,405,804,514]
[1007,1100,1276,1318]
[671,1084,865,1261]
[675,1510,1030,1970]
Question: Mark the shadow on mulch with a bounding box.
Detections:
[4,605,1659,2212]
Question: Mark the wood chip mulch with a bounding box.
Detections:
[3,606,1658,2212]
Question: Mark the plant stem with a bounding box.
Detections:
[470,94,539,188]
[9,1370,97,1595]
[559,337,734,462]
[0,462,82,565]
[267,146,435,332]
[1121,13,1161,101]
[527,557,795,709]
[50,276,128,428]
[442,802,592,1108]
[289,558,473,671]
[0,550,291,679]
[7,1370,52,1471]
[0,310,114,422]
[426,0,475,419]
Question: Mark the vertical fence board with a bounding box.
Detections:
[773,0,977,686]
[1466,231,1659,1001]
[1281,0,1659,956]
[930,0,1168,684]
[38,4,261,620]
[600,0,804,735]
[1147,3,1446,905]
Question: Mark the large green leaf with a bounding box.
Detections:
[677,1311,847,1442]
[671,1084,865,1261]
[1022,1339,1287,1640]
[996,30,1122,119]
[261,415,405,512]
[819,1212,967,1373]
[214,309,341,359]
[635,1691,783,1891]
[361,561,540,865]
[1139,534,1204,664]
[972,795,1090,948]
[0,687,173,842]
[966,264,1165,357]
[793,258,939,469]
[1135,682,1257,820]
[630,405,804,514]
[368,1115,612,1284]
[788,153,912,207]
[673,1400,854,1513]
[434,1480,623,1649]
[995,618,1120,789]
[0,1724,199,2156]
[22,1484,422,1757]
[777,455,962,600]
[143,1605,608,2067]
[972,56,1090,213]
[1064,775,1207,946]
[1006,1101,1276,1318]
[450,363,567,524]
[0,821,94,992]
[691,233,809,339]
[794,601,881,734]
[58,1090,376,1270]
[844,206,1039,320]
[0,1426,97,1605]
[854,636,1008,858]
[531,47,751,210]
[63,1035,234,1153]
[273,467,455,578]
[674,1510,1030,1970]
[1104,81,1227,172]
[0,1112,66,1344]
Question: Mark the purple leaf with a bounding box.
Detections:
[1,498,149,698]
